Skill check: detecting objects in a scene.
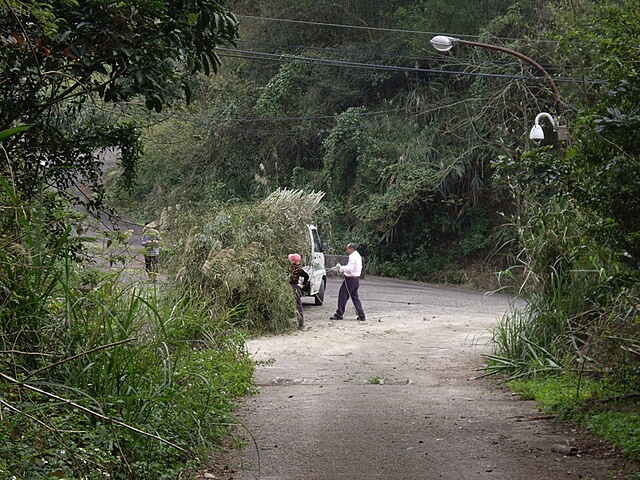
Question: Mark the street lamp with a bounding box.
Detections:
[430,35,568,149]
[529,112,556,140]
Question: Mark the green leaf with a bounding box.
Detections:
[0,125,33,142]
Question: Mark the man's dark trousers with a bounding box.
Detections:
[336,277,365,318]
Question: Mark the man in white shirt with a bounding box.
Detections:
[330,243,366,321]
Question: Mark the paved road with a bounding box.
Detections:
[215,276,633,480]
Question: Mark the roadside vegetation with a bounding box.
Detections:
[163,188,327,333]
[508,376,640,462]
[2,0,639,477]
[479,3,640,463]
[0,177,254,478]
[0,164,317,478]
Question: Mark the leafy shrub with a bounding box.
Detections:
[460,217,491,256]
[165,188,327,333]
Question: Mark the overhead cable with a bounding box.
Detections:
[217,48,604,85]
[236,14,560,44]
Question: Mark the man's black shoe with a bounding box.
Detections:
[330,314,343,320]
[356,315,366,321]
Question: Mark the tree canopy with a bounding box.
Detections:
[1,0,238,208]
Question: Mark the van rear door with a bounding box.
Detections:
[304,225,326,305]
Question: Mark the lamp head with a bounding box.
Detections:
[529,112,558,141]
[529,124,545,140]
[430,35,458,52]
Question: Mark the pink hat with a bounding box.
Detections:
[288,253,301,263]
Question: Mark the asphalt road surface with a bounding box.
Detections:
[210,276,635,480]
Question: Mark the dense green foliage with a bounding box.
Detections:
[3,0,640,474]
[484,0,640,374]
[0,1,254,478]
[0,173,254,478]
[566,2,640,263]
[475,5,640,463]
[121,0,533,280]
[1,0,238,210]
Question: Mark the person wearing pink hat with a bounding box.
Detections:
[288,253,310,328]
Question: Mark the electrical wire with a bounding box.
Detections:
[97,15,602,129]
[133,82,517,133]
[236,14,560,45]
[217,47,603,85]
[236,38,590,81]
[229,14,603,85]
[238,38,448,66]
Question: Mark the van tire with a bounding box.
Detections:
[314,279,325,305]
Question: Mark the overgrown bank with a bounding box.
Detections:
[0,187,255,478]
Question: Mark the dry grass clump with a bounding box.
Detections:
[166,189,326,332]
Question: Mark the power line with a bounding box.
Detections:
[239,38,446,66]
[227,15,605,89]
[217,48,603,85]
[238,36,591,80]
[133,82,519,130]
[236,14,559,45]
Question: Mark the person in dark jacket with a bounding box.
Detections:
[141,221,162,282]
[288,253,310,328]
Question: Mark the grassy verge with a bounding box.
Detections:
[508,375,640,463]
[0,268,255,479]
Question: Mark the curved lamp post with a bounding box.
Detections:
[430,35,568,149]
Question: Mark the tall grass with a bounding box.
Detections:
[0,180,254,478]
[483,308,563,380]
[166,188,327,333]
[484,188,640,463]
[489,191,640,387]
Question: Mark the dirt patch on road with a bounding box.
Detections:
[206,276,638,480]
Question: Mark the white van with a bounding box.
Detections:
[301,224,326,305]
